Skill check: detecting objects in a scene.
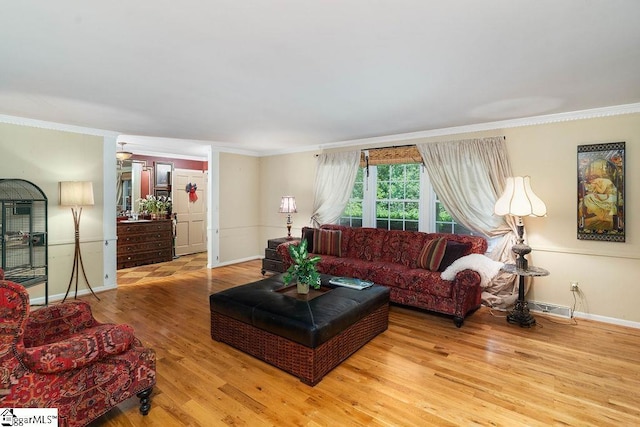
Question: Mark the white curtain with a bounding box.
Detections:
[417,137,520,308]
[311,151,361,227]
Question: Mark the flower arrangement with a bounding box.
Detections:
[138,194,172,214]
[283,239,321,291]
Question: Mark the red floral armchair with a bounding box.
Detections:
[0,277,156,427]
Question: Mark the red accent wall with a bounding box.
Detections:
[131,154,207,171]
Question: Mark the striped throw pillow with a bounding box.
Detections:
[313,229,342,257]
[417,237,447,271]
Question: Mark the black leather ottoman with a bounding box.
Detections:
[210,274,390,385]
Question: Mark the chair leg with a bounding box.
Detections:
[137,387,153,415]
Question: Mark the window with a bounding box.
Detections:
[434,195,474,235]
[339,167,364,228]
[375,164,420,231]
[339,163,472,235]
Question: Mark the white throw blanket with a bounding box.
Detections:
[440,254,504,288]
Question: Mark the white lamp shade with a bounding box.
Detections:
[278,196,297,214]
[494,176,547,217]
[60,181,95,206]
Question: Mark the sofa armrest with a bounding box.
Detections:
[22,323,135,374]
[450,269,483,324]
[24,301,98,347]
[454,269,483,287]
[276,241,300,270]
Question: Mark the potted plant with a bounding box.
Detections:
[282,239,321,294]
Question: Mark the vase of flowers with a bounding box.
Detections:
[282,239,321,294]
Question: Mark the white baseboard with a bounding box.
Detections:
[573,311,640,329]
[30,284,117,306]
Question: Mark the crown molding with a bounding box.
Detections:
[0,113,120,138]
[316,102,640,153]
[3,102,639,157]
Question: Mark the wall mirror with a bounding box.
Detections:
[116,160,152,215]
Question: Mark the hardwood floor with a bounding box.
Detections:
[86,260,640,426]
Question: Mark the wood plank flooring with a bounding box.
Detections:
[85,260,640,426]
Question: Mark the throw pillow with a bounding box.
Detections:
[438,241,473,272]
[301,227,316,253]
[417,237,447,271]
[313,229,342,257]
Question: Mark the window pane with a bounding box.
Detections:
[405,220,419,231]
[436,222,451,233]
[376,200,389,219]
[389,220,404,230]
[389,201,404,219]
[339,167,365,228]
[406,181,420,199]
[377,181,389,199]
[377,165,389,180]
[389,182,403,199]
[405,201,419,221]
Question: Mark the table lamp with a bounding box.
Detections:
[279,196,297,239]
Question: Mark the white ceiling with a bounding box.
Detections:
[1,1,639,156]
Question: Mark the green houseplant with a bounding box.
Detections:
[282,239,321,294]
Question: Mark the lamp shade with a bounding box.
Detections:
[60,181,95,206]
[494,176,546,217]
[278,196,297,214]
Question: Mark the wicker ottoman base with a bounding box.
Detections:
[211,304,389,385]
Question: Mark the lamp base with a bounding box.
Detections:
[507,299,536,327]
[62,207,100,302]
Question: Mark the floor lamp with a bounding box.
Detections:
[494,176,548,327]
[60,181,100,302]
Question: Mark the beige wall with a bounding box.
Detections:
[503,114,639,323]
[3,112,638,324]
[258,151,319,245]
[218,152,261,263]
[258,113,640,324]
[0,122,105,301]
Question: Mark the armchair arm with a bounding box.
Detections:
[24,301,98,347]
[276,241,300,270]
[22,323,135,374]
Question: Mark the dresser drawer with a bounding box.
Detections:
[119,240,172,253]
[262,258,284,273]
[117,249,172,269]
[265,248,281,260]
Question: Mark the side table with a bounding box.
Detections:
[502,264,550,327]
[261,237,300,275]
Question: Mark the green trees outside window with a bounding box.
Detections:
[339,164,472,235]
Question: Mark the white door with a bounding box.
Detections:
[174,169,207,256]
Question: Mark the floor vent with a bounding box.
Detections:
[528,301,571,318]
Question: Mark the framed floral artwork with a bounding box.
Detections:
[577,142,625,242]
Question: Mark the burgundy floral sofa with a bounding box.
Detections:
[277,225,487,327]
[0,276,156,427]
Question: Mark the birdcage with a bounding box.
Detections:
[0,179,48,304]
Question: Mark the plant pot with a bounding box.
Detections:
[296,281,310,295]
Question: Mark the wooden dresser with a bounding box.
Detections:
[117,220,173,269]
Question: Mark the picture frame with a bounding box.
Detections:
[154,162,172,189]
[154,189,170,198]
[577,142,625,242]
